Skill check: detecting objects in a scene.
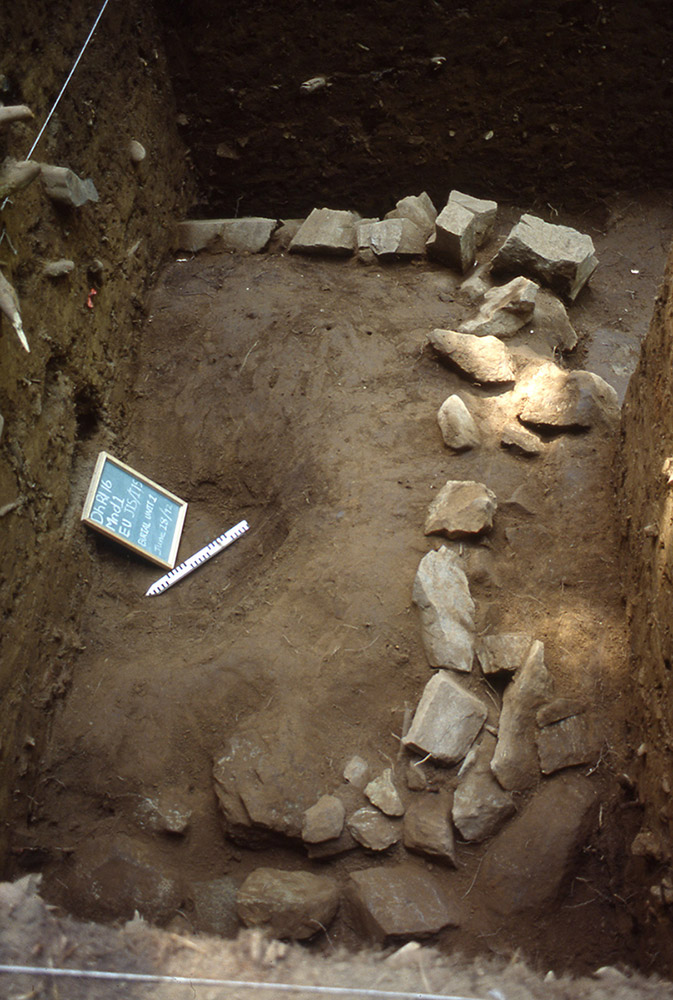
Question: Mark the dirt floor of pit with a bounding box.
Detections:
[9,191,673,975]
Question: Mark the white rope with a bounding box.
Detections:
[0,965,489,1000]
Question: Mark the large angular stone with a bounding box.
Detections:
[437,394,480,451]
[356,219,378,264]
[492,214,598,301]
[478,775,597,913]
[403,791,456,863]
[0,105,33,129]
[424,480,497,539]
[364,769,405,816]
[460,277,538,339]
[533,289,578,352]
[477,633,534,676]
[402,672,487,765]
[176,218,277,253]
[347,807,401,851]
[348,865,460,942]
[516,362,620,430]
[236,868,339,940]
[39,164,99,207]
[302,795,345,843]
[289,208,357,256]
[449,190,498,245]
[452,735,515,842]
[427,191,497,272]
[412,546,475,671]
[429,329,516,384]
[0,158,40,200]
[491,640,552,791]
[537,714,599,775]
[385,192,437,240]
[370,218,426,258]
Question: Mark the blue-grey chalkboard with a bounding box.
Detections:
[81,451,188,569]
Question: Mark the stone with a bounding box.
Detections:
[370,218,426,258]
[356,219,378,264]
[449,190,498,245]
[492,213,598,301]
[0,158,40,199]
[477,633,534,676]
[516,362,619,431]
[364,769,405,816]
[302,795,345,843]
[412,546,475,671]
[402,672,487,766]
[491,640,552,791]
[478,774,597,913]
[437,394,480,451]
[347,807,401,851]
[236,868,339,940]
[191,877,239,936]
[424,480,497,539]
[347,864,460,942]
[128,140,146,164]
[459,276,538,339]
[427,191,497,272]
[537,714,598,775]
[343,755,370,788]
[536,698,586,727]
[272,219,304,250]
[385,192,437,240]
[500,424,543,457]
[175,218,277,254]
[40,164,99,207]
[631,829,668,862]
[533,288,578,352]
[0,270,28,352]
[0,105,33,129]
[289,208,357,256]
[305,826,359,859]
[406,762,428,791]
[428,329,516,384]
[452,734,516,842]
[43,259,75,278]
[403,791,456,863]
[459,265,491,305]
[135,792,192,834]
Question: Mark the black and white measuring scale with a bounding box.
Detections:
[145,519,249,596]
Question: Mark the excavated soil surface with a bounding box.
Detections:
[9,192,673,975]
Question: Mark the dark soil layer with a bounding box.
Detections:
[156,0,673,219]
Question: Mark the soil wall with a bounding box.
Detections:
[0,0,189,862]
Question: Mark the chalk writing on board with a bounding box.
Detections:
[81,452,188,570]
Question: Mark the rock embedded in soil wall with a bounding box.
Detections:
[428,329,516,384]
[347,864,460,942]
[452,734,516,842]
[39,164,99,207]
[516,362,620,431]
[459,276,538,340]
[412,546,475,671]
[402,791,456,863]
[289,208,357,256]
[424,480,497,539]
[236,868,340,940]
[437,394,480,451]
[402,672,487,765]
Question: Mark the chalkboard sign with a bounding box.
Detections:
[81,451,188,569]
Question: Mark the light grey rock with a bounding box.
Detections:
[458,264,492,305]
[370,218,426,258]
[128,140,146,164]
[0,270,29,352]
[402,672,487,765]
[191,877,239,936]
[175,218,277,254]
[343,755,370,788]
[452,734,516,842]
[403,791,456,863]
[273,219,304,250]
[537,714,599,775]
[424,480,497,539]
[236,868,339,940]
[491,640,552,791]
[459,276,538,339]
[347,806,401,851]
[43,259,75,278]
[40,164,99,207]
[533,288,578,352]
[437,394,480,451]
[302,795,345,843]
[449,190,498,245]
[0,158,40,199]
[0,412,4,441]
[537,698,586,727]
[385,192,437,240]
[516,362,620,431]
[427,190,497,272]
[135,792,192,834]
[356,219,378,264]
[348,864,460,942]
[406,762,429,791]
[289,208,357,256]
[365,769,405,817]
[500,424,543,457]
[412,546,475,671]
[477,633,534,676]
[429,329,516,384]
[0,105,33,129]
[492,213,598,302]
[478,774,597,913]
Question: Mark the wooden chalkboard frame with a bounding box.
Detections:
[81,451,188,570]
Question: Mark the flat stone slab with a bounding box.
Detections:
[369,218,426,258]
[385,192,437,239]
[348,864,460,941]
[516,362,620,431]
[453,734,516,842]
[364,769,405,816]
[460,277,538,339]
[491,640,552,791]
[176,218,277,254]
[477,633,534,675]
[500,424,543,457]
[429,329,516,384]
[537,714,599,774]
[478,775,597,913]
[402,672,487,765]
[492,213,598,301]
[424,480,497,539]
[347,807,401,851]
[289,208,357,256]
[403,791,456,863]
[302,795,345,843]
[437,394,480,451]
[236,868,340,940]
[412,546,475,671]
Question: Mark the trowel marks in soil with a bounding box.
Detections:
[21,196,672,972]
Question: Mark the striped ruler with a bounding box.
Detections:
[145,519,249,596]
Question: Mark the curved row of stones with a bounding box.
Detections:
[182,193,619,943]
